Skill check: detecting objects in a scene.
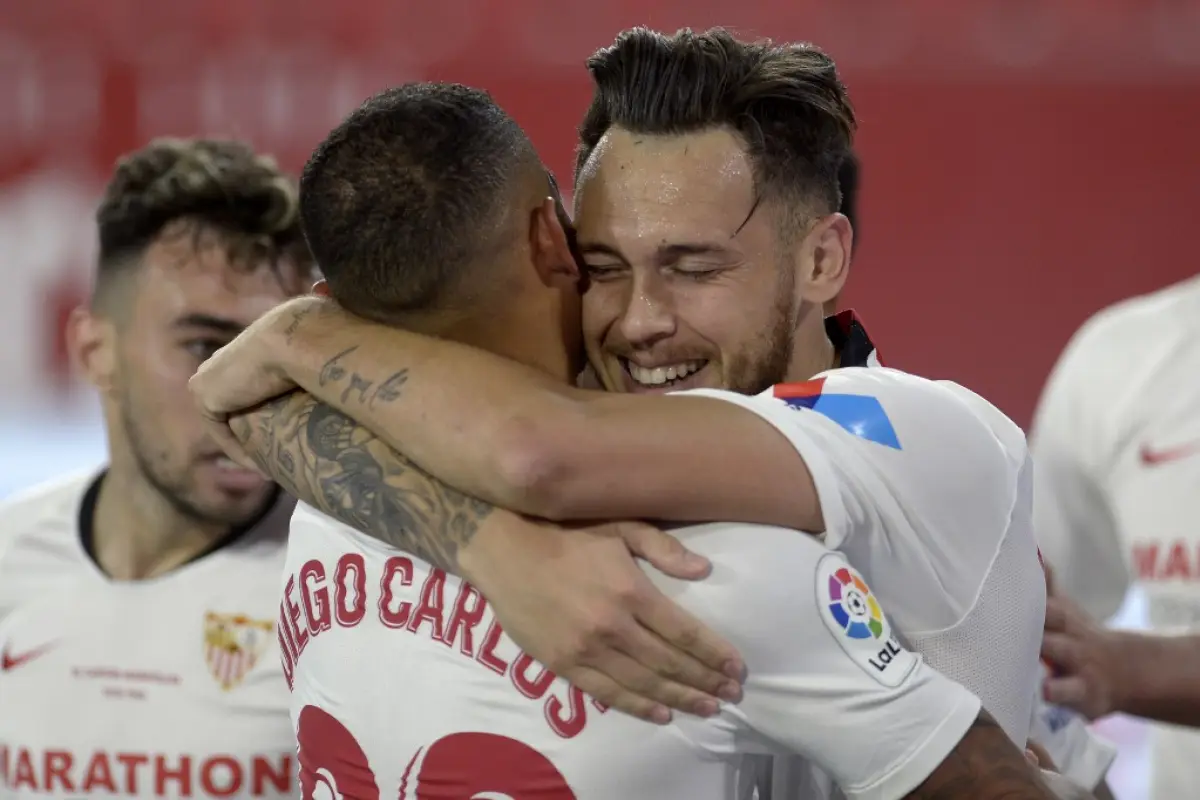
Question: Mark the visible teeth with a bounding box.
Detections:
[627,360,705,386]
[216,457,239,470]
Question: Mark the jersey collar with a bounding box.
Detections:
[77,470,284,581]
[826,309,883,368]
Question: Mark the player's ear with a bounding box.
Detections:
[311,279,331,297]
[67,305,118,394]
[796,212,852,305]
[530,197,580,290]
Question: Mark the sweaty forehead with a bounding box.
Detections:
[576,128,757,242]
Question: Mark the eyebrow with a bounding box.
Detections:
[577,241,736,266]
[172,313,245,336]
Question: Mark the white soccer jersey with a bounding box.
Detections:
[801,314,1115,794]
[0,472,297,799]
[282,504,982,800]
[686,367,1046,746]
[1031,275,1200,799]
[683,364,1109,798]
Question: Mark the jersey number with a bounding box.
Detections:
[297,704,578,798]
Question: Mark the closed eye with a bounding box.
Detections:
[583,263,627,281]
[670,263,729,281]
[675,265,722,277]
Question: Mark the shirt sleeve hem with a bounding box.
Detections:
[842,692,983,800]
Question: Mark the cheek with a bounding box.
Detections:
[581,285,620,347]
[117,371,191,458]
[679,281,785,363]
[158,348,205,399]
[687,315,744,360]
[143,388,208,460]
[126,343,202,417]
[670,285,751,348]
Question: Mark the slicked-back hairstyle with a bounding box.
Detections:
[94,137,310,308]
[577,27,856,225]
[299,83,540,322]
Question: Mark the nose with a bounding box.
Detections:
[617,271,676,348]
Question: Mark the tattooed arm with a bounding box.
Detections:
[229,391,492,570]
[223,391,745,723]
[203,297,825,531]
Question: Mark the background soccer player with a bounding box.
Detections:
[1032,274,1200,800]
[0,138,310,797]
[832,148,1116,800]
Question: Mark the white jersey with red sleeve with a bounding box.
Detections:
[681,366,1046,747]
[281,501,982,800]
[0,471,298,799]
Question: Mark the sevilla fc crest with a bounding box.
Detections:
[203,611,273,690]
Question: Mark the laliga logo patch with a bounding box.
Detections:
[816,555,917,688]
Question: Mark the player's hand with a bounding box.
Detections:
[1041,592,1129,720]
[189,296,329,465]
[460,513,745,724]
[191,351,296,470]
[616,520,715,581]
[1025,739,1058,772]
[190,298,322,417]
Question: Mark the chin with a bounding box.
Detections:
[196,488,276,527]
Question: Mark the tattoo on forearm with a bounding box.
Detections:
[910,711,1053,799]
[317,346,353,386]
[343,374,374,405]
[369,369,408,408]
[314,345,409,410]
[234,318,479,567]
[282,305,316,344]
[230,392,493,573]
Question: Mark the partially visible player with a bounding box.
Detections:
[0,139,310,798]
[1031,274,1200,800]
[830,150,1116,797]
[221,81,1054,800]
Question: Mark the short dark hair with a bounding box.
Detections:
[300,83,539,321]
[577,27,856,221]
[94,137,309,304]
[839,149,860,239]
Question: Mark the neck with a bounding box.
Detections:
[784,303,838,382]
[91,463,229,581]
[406,292,576,383]
[451,316,574,381]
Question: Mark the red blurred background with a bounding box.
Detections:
[1,3,1191,794]
[1,0,1197,426]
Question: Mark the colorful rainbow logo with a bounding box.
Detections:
[827,566,885,640]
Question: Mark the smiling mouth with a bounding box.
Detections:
[621,358,708,388]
